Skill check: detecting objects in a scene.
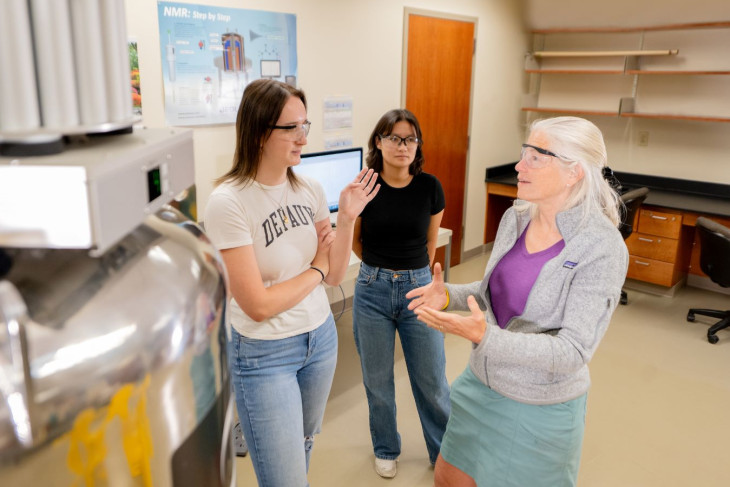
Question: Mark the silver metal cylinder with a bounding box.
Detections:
[0,207,234,486]
[29,0,81,129]
[0,0,41,133]
[100,0,133,122]
[69,0,110,125]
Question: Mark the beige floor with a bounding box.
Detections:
[235,252,730,486]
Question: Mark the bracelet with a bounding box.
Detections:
[310,266,325,282]
[441,288,450,310]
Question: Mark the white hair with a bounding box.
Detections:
[515,116,621,227]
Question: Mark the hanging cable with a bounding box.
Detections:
[334,284,347,322]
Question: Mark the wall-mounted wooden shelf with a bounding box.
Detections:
[523,21,730,125]
[620,112,730,123]
[625,70,730,75]
[525,69,625,74]
[527,69,730,75]
[525,50,683,74]
[533,49,678,57]
[531,21,730,35]
[521,107,730,123]
[521,107,619,117]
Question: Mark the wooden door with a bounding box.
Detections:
[405,12,475,267]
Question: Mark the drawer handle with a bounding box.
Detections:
[634,260,650,266]
[638,237,654,243]
[650,215,668,221]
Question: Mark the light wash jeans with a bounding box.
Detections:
[228,314,337,487]
[352,263,451,465]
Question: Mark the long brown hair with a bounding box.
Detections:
[215,79,307,187]
[365,109,425,175]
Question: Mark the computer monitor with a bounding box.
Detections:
[294,147,364,217]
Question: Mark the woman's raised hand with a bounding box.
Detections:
[406,263,448,311]
[337,168,380,224]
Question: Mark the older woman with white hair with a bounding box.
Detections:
[406,116,628,487]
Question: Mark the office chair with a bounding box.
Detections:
[618,187,650,305]
[686,217,730,344]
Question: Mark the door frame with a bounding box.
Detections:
[401,8,478,264]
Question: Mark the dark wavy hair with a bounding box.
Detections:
[215,79,306,187]
[365,109,425,175]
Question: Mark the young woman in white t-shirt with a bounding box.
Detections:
[204,79,379,487]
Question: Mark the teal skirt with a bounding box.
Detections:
[440,367,587,487]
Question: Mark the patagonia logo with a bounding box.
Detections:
[563,261,578,269]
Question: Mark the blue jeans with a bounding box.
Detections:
[352,263,451,464]
[228,314,337,487]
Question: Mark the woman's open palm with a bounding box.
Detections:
[337,168,380,222]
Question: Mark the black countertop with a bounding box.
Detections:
[485,163,730,218]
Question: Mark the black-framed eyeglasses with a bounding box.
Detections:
[270,120,311,139]
[520,143,562,169]
[380,134,421,148]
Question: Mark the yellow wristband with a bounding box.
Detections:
[441,288,450,310]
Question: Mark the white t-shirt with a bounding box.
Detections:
[204,175,331,339]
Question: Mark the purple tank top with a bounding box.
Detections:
[488,226,565,329]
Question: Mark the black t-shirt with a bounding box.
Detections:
[359,172,445,270]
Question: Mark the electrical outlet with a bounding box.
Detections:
[638,131,650,147]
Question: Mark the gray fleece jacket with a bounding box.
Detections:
[446,201,628,405]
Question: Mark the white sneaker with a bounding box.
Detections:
[374,457,397,478]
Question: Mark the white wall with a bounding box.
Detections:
[525,0,730,29]
[125,0,528,254]
[524,0,730,184]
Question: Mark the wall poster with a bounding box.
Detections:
[157,1,297,126]
[323,96,353,149]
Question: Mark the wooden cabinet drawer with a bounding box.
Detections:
[626,254,677,287]
[625,232,679,262]
[637,209,682,239]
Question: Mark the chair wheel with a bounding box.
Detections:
[620,296,627,305]
[686,312,695,322]
[708,334,719,344]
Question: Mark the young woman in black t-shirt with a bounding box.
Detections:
[352,109,451,479]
